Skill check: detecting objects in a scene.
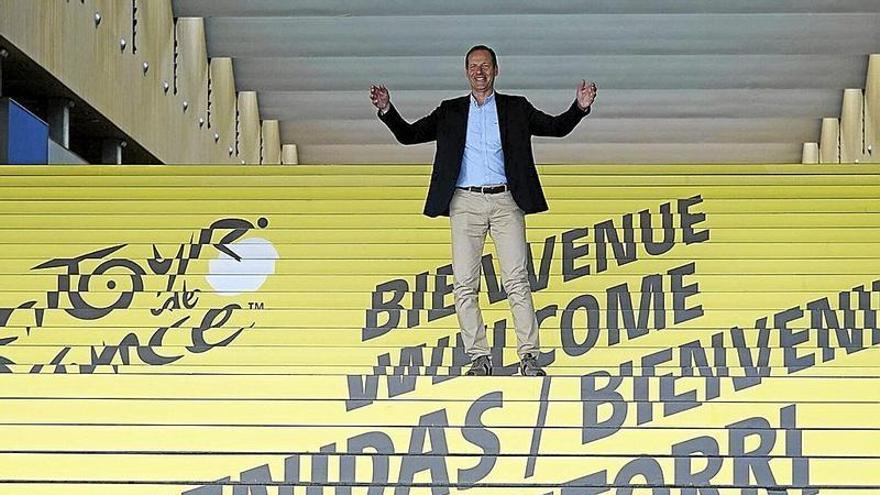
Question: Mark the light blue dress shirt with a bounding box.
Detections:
[456,92,507,187]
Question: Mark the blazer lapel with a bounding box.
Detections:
[495,92,508,148]
[455,95,470,140]
[455,95,470,127]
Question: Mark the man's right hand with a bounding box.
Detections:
[370,84,390,114]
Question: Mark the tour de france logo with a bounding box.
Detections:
[0,217,277,373]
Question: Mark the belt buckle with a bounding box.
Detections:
[462,185,506,193]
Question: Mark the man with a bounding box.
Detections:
[370,45,596,376]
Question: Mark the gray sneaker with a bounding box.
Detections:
[519,353,546,376]
[465,355,493,376]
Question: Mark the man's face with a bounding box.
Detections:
[466,49,498,94]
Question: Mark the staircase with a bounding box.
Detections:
[0,163,878,495]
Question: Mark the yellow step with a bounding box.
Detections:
[0,375,875,401]
[6,173,880,187]
[0,163,878,492]
[2,163,880,175]
[3,228,880,245]
[1,185,878,200]
[1,213,879,228]
[0,453,875,485]
[0,198,878,214]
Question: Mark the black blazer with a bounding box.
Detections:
[378,92,590,217]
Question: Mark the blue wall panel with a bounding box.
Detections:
[0,98,48,164]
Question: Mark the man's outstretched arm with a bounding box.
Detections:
[528,80,598,137]
[370,84,439,145]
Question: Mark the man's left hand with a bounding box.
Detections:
[577,80,598,111]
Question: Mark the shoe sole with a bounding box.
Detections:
[466,367,493,376]
[520,365,546,377]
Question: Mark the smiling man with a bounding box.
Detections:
[370,45,597,376]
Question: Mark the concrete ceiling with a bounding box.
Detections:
[172,0,880,164]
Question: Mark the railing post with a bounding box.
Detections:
[101,138,126,164]
[48,98,74,149]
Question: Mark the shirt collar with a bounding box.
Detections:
[470,91,495,108]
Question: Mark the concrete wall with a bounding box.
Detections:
[0,0,284,164]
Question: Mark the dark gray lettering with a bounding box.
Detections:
[188,304,248,353]
[363,279,408,341]
[640,273,667,332]
[781,405,809,487]
[481,254,506,304]
[458,391,502,484]
[641,202,675,256]
[613,457,667,494]
[581,372,626,444]
[678,195,709,244]
[527,235,556,291]
[430,336,455,385]
[151,284,200,316]
[346,365,382,411]
[562,228,590,282]
[388,345,424,398]
[732,322,771,390]
[307,443,335,495]
[182,477,231,495]
[278,455,300,495]
[668,263,703,324]
[661,373,700,418]
[856,286,878,347]
[870,281,880,345]
[139,316,188,366]
[606,283,641,345]
[672,436,721,495]
[429,264,455,322]
[407,272,429,328]
[346,432,393,495]
[680,340,720,401]
[594,214,636,273]
[728,416,777,490]
[777,306,813,373]
[711,332,729,383]
[638,349,672,424]
[233,464,270,495]
[809,295,864,363]
[561,294,600,356]
[396,410,450,495]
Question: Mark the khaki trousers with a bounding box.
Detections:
[449,188,540,360]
